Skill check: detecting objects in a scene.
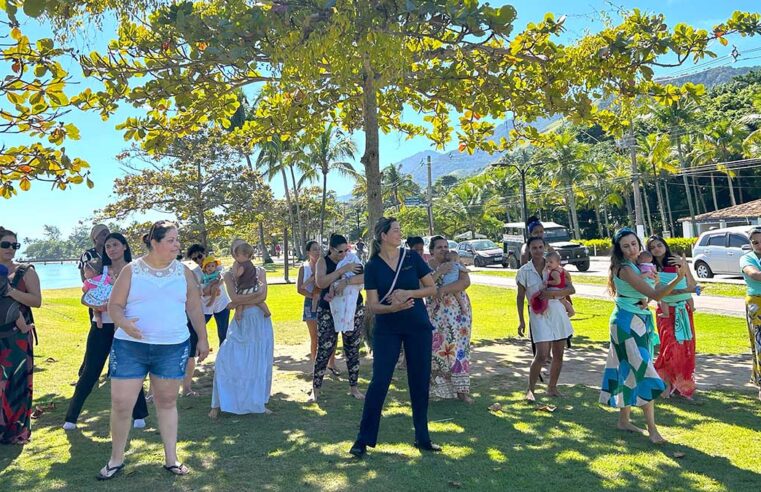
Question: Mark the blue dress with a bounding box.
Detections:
[211,304,273,414]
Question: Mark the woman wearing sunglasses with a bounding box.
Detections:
[0,227,42,445]
[740,226,761,401]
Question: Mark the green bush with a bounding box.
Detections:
[580,237,697,256]
[579,239,611,255]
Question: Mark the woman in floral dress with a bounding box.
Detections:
[426,236,473,403]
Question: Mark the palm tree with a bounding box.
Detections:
[440,181,498,239]
[702,120,748,206]
[544,130,589,240]
[382,164,420,210]
[301,124,358,242]
[638,133,678,234]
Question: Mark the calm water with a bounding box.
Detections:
[29,262,82,290]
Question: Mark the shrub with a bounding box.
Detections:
[579,237,697,256]
[579,239,612,255]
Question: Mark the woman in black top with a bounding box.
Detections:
[310,234,365,402]
[350,217,440,458]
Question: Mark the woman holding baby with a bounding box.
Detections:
[426,236,474,403]
[646,235,698,400]
[309,234,365,403]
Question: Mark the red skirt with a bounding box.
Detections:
[654,304,696,398]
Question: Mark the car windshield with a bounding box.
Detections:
[543,228,571,242]
[471,240,498,251]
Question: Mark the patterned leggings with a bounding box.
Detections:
[313,305,364,389]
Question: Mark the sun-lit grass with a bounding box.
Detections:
[0,287,758,490]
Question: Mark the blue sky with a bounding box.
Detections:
[3,0,760,242]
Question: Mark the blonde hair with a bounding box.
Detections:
[233,242,255,259]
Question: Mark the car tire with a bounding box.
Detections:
[576,259,590,272]
[474,256,484,268]
[694,261,713,279]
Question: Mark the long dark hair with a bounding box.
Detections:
[370,217,397,259]
[608,229,643,295]
[645,235,673,272]
[101,233,132,267]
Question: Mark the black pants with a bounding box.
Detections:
[205,308,230,346]
[356,325,432,447]
[65,323,148,423]
[313,306,363,389]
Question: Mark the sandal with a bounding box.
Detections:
[96,463,125,481]
[328,367,342,376]
[181,391,200,397]
[163,463,190,476]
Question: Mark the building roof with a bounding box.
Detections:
[678,198,761,222]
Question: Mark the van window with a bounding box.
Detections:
[729,234,749,248]
[707,234,726,247]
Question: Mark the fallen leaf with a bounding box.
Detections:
[45,357,57,363]
[672,452,686,459]
[535,405,557,413]
[488,402,502,412]
[448,481,462,489]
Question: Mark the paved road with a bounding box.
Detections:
[468,273,746,318]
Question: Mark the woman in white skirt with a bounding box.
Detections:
[209,240,273,417]
[516,236,575,402]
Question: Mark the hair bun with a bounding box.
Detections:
[142,233,151,247]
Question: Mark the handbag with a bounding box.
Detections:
[83,266,112,307]
[363,248,407,349]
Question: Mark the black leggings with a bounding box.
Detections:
[65,322,148,423]
[312,306,364,389]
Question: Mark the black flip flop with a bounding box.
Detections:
[328,367,342,376]
[163,463,190,476]
[96,463,124,481]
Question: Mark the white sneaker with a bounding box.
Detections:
[133,418,146,429]
[62,422,77,431]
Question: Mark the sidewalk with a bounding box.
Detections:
[468,274,747,318]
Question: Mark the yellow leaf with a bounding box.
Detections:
[20,177,31,191]
[11,27,22,41]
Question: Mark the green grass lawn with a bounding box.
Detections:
[474,269,748,298]
[1,287,758,490]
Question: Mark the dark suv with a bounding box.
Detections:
[502,222,590,271]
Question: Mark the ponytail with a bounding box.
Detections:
[370,238,382,259]
[370,216,397,259]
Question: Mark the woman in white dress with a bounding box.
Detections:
[516,236,575,402]
[209,240,274,417]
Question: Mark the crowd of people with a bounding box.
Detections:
[1,215,760,476]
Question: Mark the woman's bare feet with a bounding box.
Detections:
[307,387,320,403]
[350,386,365,400]
[525,390,536,402]
[457,393,474,404]
[648,428,667,444]
[616,421,645,434]
[208,408,220,420]
[264,407,273,414]
[547,387,562,397]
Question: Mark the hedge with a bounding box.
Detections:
[579,237,697,257]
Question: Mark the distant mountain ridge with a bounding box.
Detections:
[393,65,760,187]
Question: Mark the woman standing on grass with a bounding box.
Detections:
[209,240,274,417]
[297,240,337,373]
[97,221,209,480]
[350,217,439,458]
[646,235,698,400]
[63,233,149,431]
[600,228,686,444]
[516,236,575,402]
[739,226,761,401]
[0,227,41,445]
[427,236,474,403]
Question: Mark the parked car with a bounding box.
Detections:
[692,226,751,278]
[501,221,590,271]
[457,239,505,267]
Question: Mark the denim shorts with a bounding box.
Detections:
[110,338,190,380]
[303,296,318,322]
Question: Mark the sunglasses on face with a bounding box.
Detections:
[0,241,21,250]
[191,254,204,261]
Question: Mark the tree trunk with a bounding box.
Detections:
[288,165,305,259]
[602,202,611,237]
[243,152,272,263]
[623,190,634,226]
[710,173,718,210]
[280,167,297,257]
[642,182,654,235]
[319,168,328,245]
[361,56,383,233]
[195,159,208,247]
[694,176,707,215]
[676,136,697,236]
[653,173,669,236]
[738,170,745,203]
[662,178,675,235]
[594,205,603,238]
[727,174,737,206]
[565,175,581,240]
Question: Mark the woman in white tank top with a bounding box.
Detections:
[97,221,208,480]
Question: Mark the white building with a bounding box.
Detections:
[679,198,761,238]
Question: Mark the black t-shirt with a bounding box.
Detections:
[319,254,363,310]
[364,249,432,331]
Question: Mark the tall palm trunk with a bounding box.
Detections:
[564,173,581,239]
[244,153,272,263]
[602,203,611,237]
[653,173,669,236]
[727,174,737,206]
[594,205,603,238]
[709,173,719,210]
[288,165,305,258]
[676,136,697,236]
[623,190,634,226]
[280,167,297,258]
[694,176,707,214]
[642,182,653,235]
[662,178,675,235]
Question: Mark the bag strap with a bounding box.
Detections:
[10,263,32,288]
[379,247,406,304]
[97,266,109,287]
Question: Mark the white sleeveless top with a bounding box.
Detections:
[302,262,316,294]
[114,257,189,345]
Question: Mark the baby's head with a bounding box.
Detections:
[545,251,561,269]
[637,250,653,265]
[202,255,221,274]
[233,242,255,263]
[447,250,460,262]
[84,259,102,279]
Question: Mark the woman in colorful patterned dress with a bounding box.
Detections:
[0,226,41,445]
[427,236,473,403]
[646,235,698,399]
[739,226,761,401]
[600,228,686,444]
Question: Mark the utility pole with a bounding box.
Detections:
[426,155,434,235]
[492,157,529,241]
[627,127,646,238]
